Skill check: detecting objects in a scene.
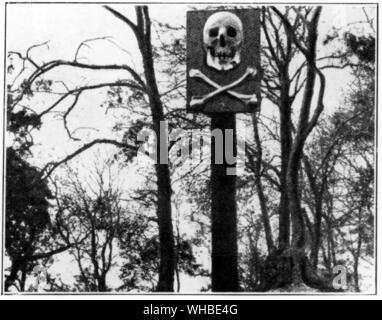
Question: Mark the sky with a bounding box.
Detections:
[4,3,376,168]
[3,2,377,292]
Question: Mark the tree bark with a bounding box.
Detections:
[353,258,360,292]
[303,156,323,270]
[135,7,175,292]
[273,6,329,288]
[252,113,274,253]
[97,275,107,292]
[105,5,175,292]
[353,220,363,292]
[5,258,23,291]
[278,69,293,251]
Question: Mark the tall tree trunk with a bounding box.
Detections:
[273,6,328,288]
[278,69,292,251]
[353,258,360,292]
[252,113,274,253]
[20,266,27,291]
[97,275,107,291]
[353,227,362,292]
[324,203,337,269]
[311,199,323,270]
[353,221,363,292]
[5,258,23,291]
[105,5,176,292]
[303,155,323,270]
[286,34,319,272]
[286,57,317,283]
[136,7,175,291]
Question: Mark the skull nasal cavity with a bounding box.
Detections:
[219,34,226,47]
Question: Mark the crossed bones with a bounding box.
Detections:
[189,67,258,108]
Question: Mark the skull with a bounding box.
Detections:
[203,11,243,71]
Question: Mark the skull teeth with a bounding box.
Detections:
[217,52,233,59]
[208,47,235,60]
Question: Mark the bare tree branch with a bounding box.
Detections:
[103,5,138,36]
[38,80,145,118]
[40,139,136,180]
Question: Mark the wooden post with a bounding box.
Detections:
[211,114,238,291]
[187,8,260,292]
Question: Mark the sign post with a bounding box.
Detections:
[187,8,260,291]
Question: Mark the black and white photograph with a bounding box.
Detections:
[0,0,378,301]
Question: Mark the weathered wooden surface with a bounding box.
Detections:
[186,9,260,113]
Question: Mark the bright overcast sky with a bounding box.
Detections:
[5,3,376,166]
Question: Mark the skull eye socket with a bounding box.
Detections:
[209,27,219,38]
[227,26,237,37]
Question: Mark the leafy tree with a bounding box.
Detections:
[5,75,70,291]
[5,148,52,291]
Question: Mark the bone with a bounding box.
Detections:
[189,69,257,102]
[189,67,257,107]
